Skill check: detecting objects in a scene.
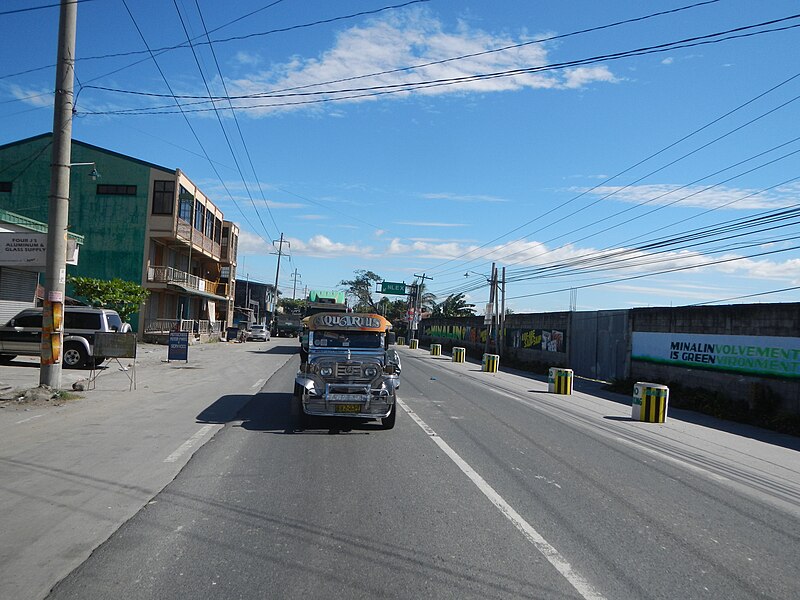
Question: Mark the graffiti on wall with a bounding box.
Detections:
[505,328,566,352]
[425,323,566,352]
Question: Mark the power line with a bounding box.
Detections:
[0,0,95,17]
[78,15,800,115]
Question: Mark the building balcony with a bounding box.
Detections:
[147,265,229,300]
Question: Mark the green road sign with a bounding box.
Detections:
[380,281,406,295]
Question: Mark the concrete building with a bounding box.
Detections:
[0,133,238,338]
[233,278,277,328]
[0,208,84,323]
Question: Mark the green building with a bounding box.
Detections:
[0,133,239,337]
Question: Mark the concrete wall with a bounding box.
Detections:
[568,310,630,382]
[420,302,800,415]
[631,304,800,414]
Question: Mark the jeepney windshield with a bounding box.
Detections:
[311,330,382,349]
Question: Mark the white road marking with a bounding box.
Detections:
[397,398,607,600]
[163,424,219,463]
[251,378,267,390]
[15,414,45,424]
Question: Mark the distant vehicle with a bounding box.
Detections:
[246,324,270,342]
[294,312,400,430]
[273,314,302,337]
[0,306,130,368]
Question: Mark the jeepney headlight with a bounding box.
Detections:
[364,366,378,378]
[319,366,333,377]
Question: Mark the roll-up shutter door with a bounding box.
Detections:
[0,267,38,324]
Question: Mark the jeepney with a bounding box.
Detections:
[294,312,400,429]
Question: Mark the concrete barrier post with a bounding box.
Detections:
[409,339,419,350]
[397,336,405,346]
[482,353,499,373]
[452,347,466,363]
[632,382,669,423]
[548,367,573,395]
[430,343,441,356]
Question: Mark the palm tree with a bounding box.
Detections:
[435,293,476,317]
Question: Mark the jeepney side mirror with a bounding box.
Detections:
[385,332,396,348]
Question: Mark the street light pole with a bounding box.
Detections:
[41,0,78,389]
[271,233,288,313]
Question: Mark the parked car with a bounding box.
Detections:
[246,324,270,342]
[0,306,131,368]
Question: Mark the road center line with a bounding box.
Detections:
[163,424,219,463]
[397,397,607,600]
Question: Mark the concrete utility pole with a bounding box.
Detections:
[290,268,301,300]
[410,273,432,342]
[484,263,496,356]
[41,0,78,389]
[271,233,288,313]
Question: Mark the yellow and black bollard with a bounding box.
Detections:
[409,339,419,350]
[632,382,669,423]
[548,367,573,395]
[452,347,466,363]
[430,343,441,356]
[397,336,405,346]
[482,353,499,373]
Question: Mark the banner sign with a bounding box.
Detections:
[632,332,800,379]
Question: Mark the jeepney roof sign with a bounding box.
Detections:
[306,312,391,332]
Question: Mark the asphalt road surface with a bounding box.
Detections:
[46,343,800,599]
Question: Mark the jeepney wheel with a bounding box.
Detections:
[380,394,397,430]
[293,383,309,429]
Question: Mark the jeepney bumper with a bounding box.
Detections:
[295,377,398,418]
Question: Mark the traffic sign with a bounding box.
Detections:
[380,281,406,295]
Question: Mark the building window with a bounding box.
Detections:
[194,200,204,232]
[152,180,175,215]
[0,182,11,193]
[214,217,222,243]
[97,184,137,196]
[205,210,214,238]
[178,186,192,222]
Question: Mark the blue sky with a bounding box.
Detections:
[2,0,800,313]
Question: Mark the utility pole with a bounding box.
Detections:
[500,266,506,354]
[41,0,77,389]
[410,273,432,342]
[271,233,288,313]
[290,268,301,300]
[484,263,496,355]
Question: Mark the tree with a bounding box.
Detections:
[339,270,382,312]
[434,293,476,317]
[278,298,304,314]
[67,276,149,322]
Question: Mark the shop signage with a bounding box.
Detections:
[0,232,79,267]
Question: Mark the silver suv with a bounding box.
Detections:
[0,306,130,368]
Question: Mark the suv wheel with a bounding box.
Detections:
[63,343,88,369]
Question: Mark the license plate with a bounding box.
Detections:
[328,393,366,402]
[334,404,362,413]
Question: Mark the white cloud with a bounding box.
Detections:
[226,10,618,116]
[421,192,509,203]
[288,234,369,258]
[661,57,674,65]
[583,183,800,210]
[395,221,466,227]
[296,214,328,220]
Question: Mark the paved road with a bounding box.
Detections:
[37,344,800,600]
[0,339,295,600]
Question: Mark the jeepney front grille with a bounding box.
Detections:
[336,363,362,379]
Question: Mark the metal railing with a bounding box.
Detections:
[147,265,228,297]
[143,318,221,335]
